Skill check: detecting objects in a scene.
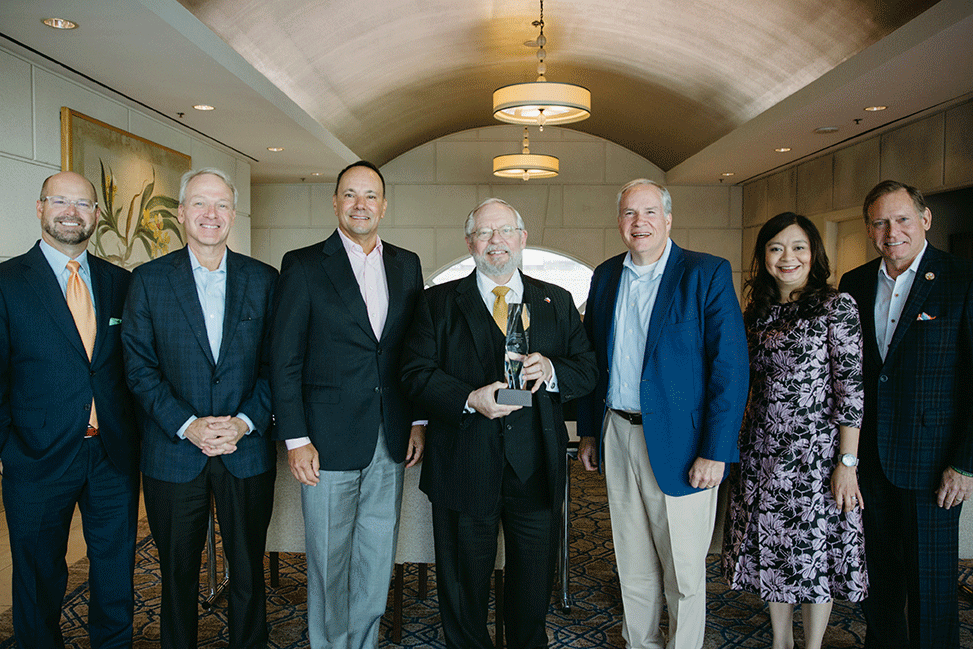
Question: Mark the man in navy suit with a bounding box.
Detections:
[122,168,277,649]
[0,171,139,648]
[270,161,425,649]
[577,179,749,649]
[839,180,973,649]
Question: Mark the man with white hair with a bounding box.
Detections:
[401,198,597,649]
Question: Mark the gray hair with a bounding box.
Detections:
[464,198,527,238]
[617,179,672,216]
[179,168,238,209]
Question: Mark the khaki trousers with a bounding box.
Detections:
[604,410,718,649]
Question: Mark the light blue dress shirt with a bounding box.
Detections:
[39,239,95,312]
[607,238,672,412]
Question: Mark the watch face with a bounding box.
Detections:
[841,454,858,467]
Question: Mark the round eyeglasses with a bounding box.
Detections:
[472,226,523,241]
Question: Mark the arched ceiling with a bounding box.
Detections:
[2,0,971,185]
[177,0,935,170]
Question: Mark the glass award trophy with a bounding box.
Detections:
[497,302,532,407]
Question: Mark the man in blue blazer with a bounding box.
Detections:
[0,171,139,648]
[577,179,749,649]
[839,180,973,649]
[122,168,277,649]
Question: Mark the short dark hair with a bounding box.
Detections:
[862,180,928,221]
[744,211,835,327]
[334,161,385,197]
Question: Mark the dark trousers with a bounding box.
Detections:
[432,463,557,649]
[859,459,961,649]
[2,436,138,649]
[143,457,274,649]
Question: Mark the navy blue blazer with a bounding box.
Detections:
[270,230,424,470]
[577,243,750,496]
[839,244,973,490]
[122,247,277,483]
[0,242,137,481]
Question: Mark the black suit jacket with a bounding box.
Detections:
[122,247,277,482]
[0,242,137,481]
[400,271,598,516]
[270,230,424,469]
[839,244,973,490]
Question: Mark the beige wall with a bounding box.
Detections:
[252,125,745,296]
[0,44,253,261]
[742,98,973,281]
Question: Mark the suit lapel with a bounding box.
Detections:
[21,244,88,361]
[87,256,115,365]
[455,272,497,372]
[599,257,624,369]
[381,244,404,341]
[885,247,940,364]
[321,232,377,343]
[169,248,216,366]
[219,249,247,366]
[643,244,685,366]
[853,260,884,369]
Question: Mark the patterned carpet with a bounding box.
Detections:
[2,462,972,647]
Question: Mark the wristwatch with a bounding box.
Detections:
[839,453,859,467]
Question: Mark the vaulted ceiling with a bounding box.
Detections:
[2,0,971,185]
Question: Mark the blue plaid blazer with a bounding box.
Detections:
[122,247,277,482]
[839,244,973,490]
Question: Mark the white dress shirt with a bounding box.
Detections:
[874,241,927,361]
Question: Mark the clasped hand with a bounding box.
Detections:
[185,415,247,457]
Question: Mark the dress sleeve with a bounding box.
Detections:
[828,293,865,428]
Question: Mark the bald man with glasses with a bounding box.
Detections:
[0,171,139,648]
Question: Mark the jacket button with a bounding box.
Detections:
[879,375,888,382]
[90,370,95,376]
[374,386,381,393]
[214,378,221,385]
[377,347,383,355]
[83,403,90,411]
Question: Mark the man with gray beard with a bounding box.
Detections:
[401,198,597,648]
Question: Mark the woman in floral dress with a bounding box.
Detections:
[722,212,868,649]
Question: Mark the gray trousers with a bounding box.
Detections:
[301,427,404,649]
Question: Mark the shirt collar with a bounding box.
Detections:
[878,240,927,282]
[623,237,672,280]
[39,239,89,276]
[476,268,524,299]
[187,246,227,273]
[337,227,383,258]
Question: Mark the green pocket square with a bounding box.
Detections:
[109,317,122,326]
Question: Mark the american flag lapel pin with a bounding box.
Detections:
[917,312,936,321]
[544,297,551,303]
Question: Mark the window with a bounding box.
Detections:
[426,248,593,313]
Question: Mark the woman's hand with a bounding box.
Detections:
[831,464,864,513]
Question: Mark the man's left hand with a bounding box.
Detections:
[202,416,248,456]
[936,467,973,509]
[522,352,553,393]
[405,425,425,468]
[688,457,725,490]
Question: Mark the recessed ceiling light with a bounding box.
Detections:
[42,17,77,29]
[814,126,839,134]
[721,172,735,177]
[311,172,323,176]
[193,104,215,111]
[267,147,284,152]
[775,147,792,153]
[864,105,887,112]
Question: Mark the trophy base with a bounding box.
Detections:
[497,388,532,407]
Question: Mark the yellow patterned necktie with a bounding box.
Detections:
[492,286,510,334]
[66,260,98,428]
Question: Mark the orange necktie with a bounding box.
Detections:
[492,286,510,334]
[66,260,98,428]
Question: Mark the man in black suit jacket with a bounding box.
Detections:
[839,180,973,649]
[270,161,425,649]
[401,198,597,649]
[122,168,277,649]
[0,171,139,648]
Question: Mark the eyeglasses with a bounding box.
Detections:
[471,226,523,241]
[41,196,97,213]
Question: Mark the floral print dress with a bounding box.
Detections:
[722,292,868,603]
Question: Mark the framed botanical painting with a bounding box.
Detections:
[60,107,190,268]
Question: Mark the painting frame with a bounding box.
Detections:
[60,107,190,268]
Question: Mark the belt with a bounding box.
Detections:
[85,425,99,438]
[611,409,642,425]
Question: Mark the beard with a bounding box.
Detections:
[472,244,522,278]
[44,216,96,247]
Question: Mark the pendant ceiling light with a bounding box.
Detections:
[493,0,590,130]
[493,127,559,181]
